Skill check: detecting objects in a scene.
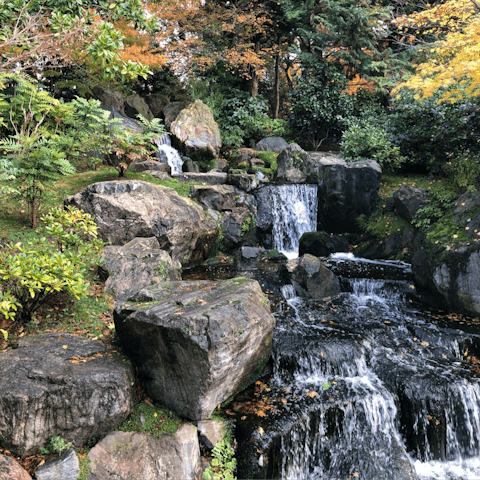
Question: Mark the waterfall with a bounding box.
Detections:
[235,260,480,480]
[154,133,183,174]
[261,184,318,259]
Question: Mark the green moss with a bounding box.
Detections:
[119,401,181,437]
[126,171,202,197]
[75,448,92,480]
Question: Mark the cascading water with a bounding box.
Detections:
[154,133,183,174]
[259,184,318,259]
[234,256,480,480]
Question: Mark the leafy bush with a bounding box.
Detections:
[341,122,405,171]
[39,436,73,455]
[442,154,480,193]
[389,89,480,172]
[0,244,90,324]
[0,207,102,324]
[203,89,289,148]
[289,56,355,150]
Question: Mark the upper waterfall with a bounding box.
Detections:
[259,184,318,259]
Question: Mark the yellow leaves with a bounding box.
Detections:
[306,390,319,398]
[393,0,480,102]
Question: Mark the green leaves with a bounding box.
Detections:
[0,206,102,324]
[203,436,237,480]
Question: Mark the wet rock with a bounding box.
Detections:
[411,191,480,315]
[324,255,413,281]
[88,424,200,480]
[35,448,79,480]
[355,225,415,263]
[91,86,124,112]
[0,454,31,480]
[255,137,289,153]
[0,334,134,457]
[128,159,171,174]
[318,160,382,233]
[283,254,341,300]
[124,94,154,121]
[144,93,167,118]
[221,208,258,251]
[235,246,262,271]
[197,420,227,450]
[299,231,349,257]
[170,100,221,159]
[101,237,182,303]
[190,185,241,211]
[114,278,275,420]
[65,180,218,267]
[276,144,316,183]
[173,172,227,185]
[227,171,259,193]
[393,185,428,223]
[163,102,187,130]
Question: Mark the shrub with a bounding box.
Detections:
[0,244,90,324]
[289,56,355,150]
[341,122,405,171]
[389,89,480,172]
[203,89,289,148]
[0,207,102,324]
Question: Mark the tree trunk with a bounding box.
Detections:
[273,40,281,119]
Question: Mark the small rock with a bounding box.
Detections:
[88,425,200,480]
[0,454,31,480]
[197,420,228,450]
[35,448,79,480]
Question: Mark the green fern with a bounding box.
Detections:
[203,437,237,480]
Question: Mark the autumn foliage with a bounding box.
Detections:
[394,0,480,102]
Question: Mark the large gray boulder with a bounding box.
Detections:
[412,191,480,315]
[255,137,289,153]
[170,100,221,159]
[318,160,382,233]
[283,254,341,300]
[190,185,242,211]
[65,180,218,267]
[276,144,316,183]
[114,278,275,421]
[393,185,428,223]
[0,334,134,457]
[88,425,200,480]
[91,86,124,112]
[124,93,154,121]
[101,237,182,303]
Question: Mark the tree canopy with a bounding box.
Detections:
[393,0,480,102]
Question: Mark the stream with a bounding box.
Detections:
[186,184,480,479]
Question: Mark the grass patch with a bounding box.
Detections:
[126,171,203,197]
[76,447,92,480]
[119,401,181,437]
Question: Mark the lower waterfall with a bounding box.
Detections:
[233,257,480,480]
